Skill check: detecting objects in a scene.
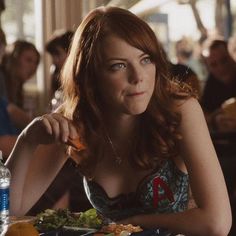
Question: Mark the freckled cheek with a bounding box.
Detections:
[98,79,121,101]
[147,69,156,91]
[108,83,125,101]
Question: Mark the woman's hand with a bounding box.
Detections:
[7,112,78,216]
[20,113,79,146]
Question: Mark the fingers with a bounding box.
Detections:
[40,113,78,143]
[37,116,53,135]
[68,122,78,140]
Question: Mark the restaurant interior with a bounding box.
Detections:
[1,0,235,115]
[1,0,236,235]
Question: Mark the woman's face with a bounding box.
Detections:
[17,48,39,82]
[98,35,156,116]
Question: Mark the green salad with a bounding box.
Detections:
[34,208,103,231]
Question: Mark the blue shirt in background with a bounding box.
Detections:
[0,98,20,135]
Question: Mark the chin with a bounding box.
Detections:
[126,105,148,115]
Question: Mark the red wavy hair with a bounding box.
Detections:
[60,6,192,177]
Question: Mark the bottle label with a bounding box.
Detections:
[0,188,9,212]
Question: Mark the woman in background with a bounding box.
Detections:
[7,7,231,236]
[0,40,38,158]
[1,40,40,109]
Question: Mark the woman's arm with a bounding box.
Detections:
[121,98,232,236]
[6,113,79,216]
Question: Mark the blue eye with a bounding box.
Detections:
[141,57,152,64]
[110,63,126,71]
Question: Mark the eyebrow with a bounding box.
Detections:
[105,52,147,62]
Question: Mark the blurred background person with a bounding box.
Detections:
[201,39,236,132]
[175,37,206,83]
[0,30,33,159]
[201,38,236,236]
[0,97,31,159]
[1,40,40,110]
[228,34,236,63]
[45,29,74,107]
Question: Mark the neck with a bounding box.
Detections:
[104,114,139,165]
[104,113,139,142]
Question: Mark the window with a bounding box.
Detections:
[1,0,35,44]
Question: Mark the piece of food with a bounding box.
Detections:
[67,208,102,228]
[34,208,70,231]
[67,137,86,165]
[101,223,143,236]
[34,208,102,231]
[67,137,85,151]
[6,222,39,236]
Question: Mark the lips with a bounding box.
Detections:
[126,91,145,97]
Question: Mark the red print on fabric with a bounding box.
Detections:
[153,176,174,208]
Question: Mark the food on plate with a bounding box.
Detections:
[34,208,102,231]
[101,223,143,236]
[34,208,143,236]
[6,222,39,236]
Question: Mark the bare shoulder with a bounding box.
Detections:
[174,97,208,133]
[175,97,204,121]
[174,97,201,113]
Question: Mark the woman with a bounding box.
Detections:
[7,7,231,235]
[1,40,40,108]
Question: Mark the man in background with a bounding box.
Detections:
[46,30,74,96]
[201,39,236,132]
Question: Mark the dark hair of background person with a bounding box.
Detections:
[0,0,5,12]
[46,30,74,55]
[0,27,6,45]
[203,39,228,55]
[46,30,74,95]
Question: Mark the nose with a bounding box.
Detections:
[128,65,143,84]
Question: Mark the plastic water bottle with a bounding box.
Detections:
[0,151,10,234]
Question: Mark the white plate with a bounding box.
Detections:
[63,225,97,233]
